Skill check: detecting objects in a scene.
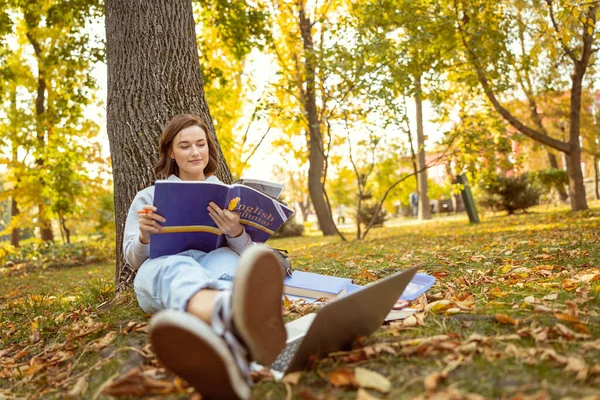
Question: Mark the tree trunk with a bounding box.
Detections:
[567,68,589,211]
[547,152,569,202]
[61,214,71,244]
[299,197,311,222]
[298,7,337,236]
[10,198,20,247]
[28,30,54,242]
[106,0,233,293]
[565,150,587,210]
[594,156,599,200]
[415,75,431,220]
[10,119,20,248]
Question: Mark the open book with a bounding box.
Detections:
[283,271,352,300]
[232,179,284,200]
[149,180,294,258]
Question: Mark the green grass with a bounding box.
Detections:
[1,202,599,399]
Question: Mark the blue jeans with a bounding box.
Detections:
[133,247,240,314]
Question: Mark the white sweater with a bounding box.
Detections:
[122,174,253,270]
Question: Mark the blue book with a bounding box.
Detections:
[149,180,294,258]
[283,271,353,300]
[345,272,435,301]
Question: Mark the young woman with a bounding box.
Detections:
[123,114,286,399]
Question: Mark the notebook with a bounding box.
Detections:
[283,271,352,300]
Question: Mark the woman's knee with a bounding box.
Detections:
[201,247,240,281]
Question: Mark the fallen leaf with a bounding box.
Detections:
[325,368,358,388]
[283,295,291,309]
[533,305,553,313]
[573,323,591,335]
[424,371,446,391]
[282,371,302,385]
[361,343,397,358]
[101,367,177,396]
[542,293,558,301]
[561,279,578,291]
[425,300,452,313]
[67,375,88,398]
[554,313,580,323]
[489,287,509,298]
[564,356,588,381]
[356,388,381,400]
[553,323,575,340]
[354,368,391,393]
[90,331,118,351]
[495,313,518,326]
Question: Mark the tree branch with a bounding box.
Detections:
[454,0,571,154]
[545,0,579,63]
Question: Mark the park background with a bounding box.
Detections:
[0,0,599,399]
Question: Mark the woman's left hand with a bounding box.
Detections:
[208,202,244,237]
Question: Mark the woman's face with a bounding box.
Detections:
[170,125,210,180]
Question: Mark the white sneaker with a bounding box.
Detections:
[149,310,251,400]
[215,244,287,365]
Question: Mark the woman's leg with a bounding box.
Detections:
[187,289,219,324]
[185,247,241,323]
[133,254,231,315]
[200,246,241,282]
[148,245,287,400]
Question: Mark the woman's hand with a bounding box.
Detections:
[208,202,243,237]
[137,205,166,244]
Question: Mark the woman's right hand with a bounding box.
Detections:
[138,205,166,244]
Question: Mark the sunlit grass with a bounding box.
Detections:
[1,203,599,399]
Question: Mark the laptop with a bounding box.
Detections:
[270,266,419,374]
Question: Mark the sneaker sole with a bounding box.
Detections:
[232,245,287,364]
[149,310,251,400]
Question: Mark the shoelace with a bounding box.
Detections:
[212,291,252,385]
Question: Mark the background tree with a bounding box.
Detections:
[195,0,271,179]
[453,0,598,211]
[354,0,457,220]
[268,0,346,236]
[0,0,105,245]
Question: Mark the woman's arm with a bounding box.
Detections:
[123,188,156,270]
[225,228,253,255]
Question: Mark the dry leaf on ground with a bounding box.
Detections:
[282,371,302,385]
[323,368,358,388]
[101,367,179,396]
[354,367,391,393]
[356,388,381,400]
[66,375,88,398]
[90,331,118,351]
[495,313,518,326]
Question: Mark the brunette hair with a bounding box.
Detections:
[154,114,219,179]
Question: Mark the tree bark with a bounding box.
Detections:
[106,0,233,293]
[10,198,20,247]
[546,152,569,202]
[298,6,337,236]
[415,75,431,220]
[567,66,589,211]
[27,31,54,242]
[594,156,599,200]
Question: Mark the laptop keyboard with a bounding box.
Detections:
[270,337,303,373]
